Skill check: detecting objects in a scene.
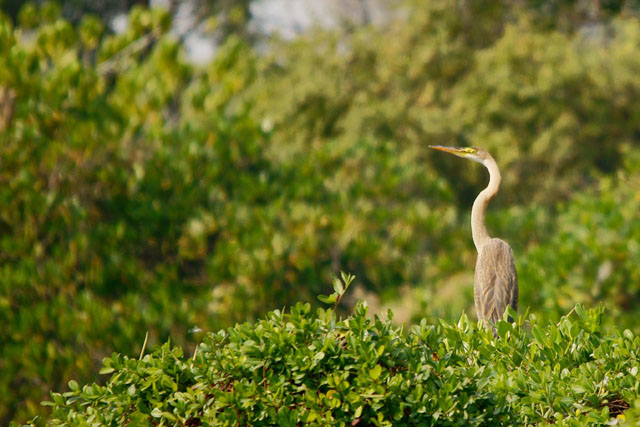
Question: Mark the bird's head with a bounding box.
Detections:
[428,146,491,165]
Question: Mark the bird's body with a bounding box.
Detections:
[429,145,518,334]
[474,238,518,325]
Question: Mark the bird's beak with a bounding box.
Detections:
[428,145,470,158]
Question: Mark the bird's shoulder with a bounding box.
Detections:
[478,238,514,259]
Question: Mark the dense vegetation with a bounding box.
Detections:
[46,298,640,425]
[1,0,639,423]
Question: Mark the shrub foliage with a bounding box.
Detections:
[45,300,640,426]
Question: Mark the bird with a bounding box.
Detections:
[429,146,518,335]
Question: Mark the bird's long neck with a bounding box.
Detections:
[471,157,501,252]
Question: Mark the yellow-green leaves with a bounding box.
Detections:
[78,15,103,50]
[46,303,640,425]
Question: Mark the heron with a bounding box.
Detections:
[429,146,518,335]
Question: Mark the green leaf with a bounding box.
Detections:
[354,405,363,418]
[51,393,64,405]
[340,272,355,289]
[569,322,580,339]
[318,294,337,304]
[497,321,510,338]
[571,384,587,394]
[369,364,382,380]
[532,326,546,344]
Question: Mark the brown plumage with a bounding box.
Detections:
[474,238,518,325]
[429,145,518,335]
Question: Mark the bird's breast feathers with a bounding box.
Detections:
[474,238,518,323]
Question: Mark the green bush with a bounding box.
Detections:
[44,298,640,426]
[518,165,640,332]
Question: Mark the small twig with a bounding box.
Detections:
[557,307,576,326]
[139,331,149,360]
[334,294,342,312]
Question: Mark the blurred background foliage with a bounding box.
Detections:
[1,0,639,423]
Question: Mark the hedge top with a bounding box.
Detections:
[44,298,640,426]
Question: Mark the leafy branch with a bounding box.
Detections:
[317,272,355,311]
